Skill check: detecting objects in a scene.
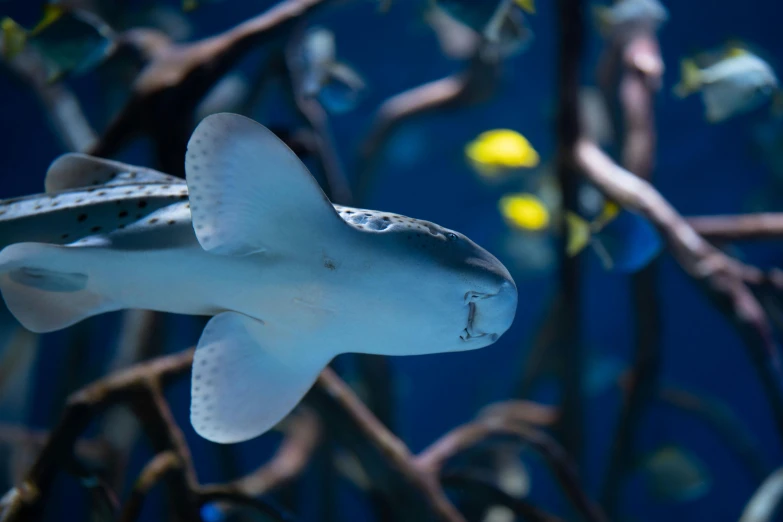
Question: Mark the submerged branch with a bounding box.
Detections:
[355,50,500,202]
[688,214,783,242]
[596,27,663,514]
[89,0,335,174]
[575,139,783,447]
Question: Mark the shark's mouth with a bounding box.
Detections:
[460,292,497,342]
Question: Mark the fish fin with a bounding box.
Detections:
[565,212,591,256]
[190,311,332,443]
[0,243,117,333]
[591,238,615,270]
[1,18,28,59]
[592,201,621,231]
[327,62,366,91]
[185,113,346,256]
[45,153,183,193]
[515,0,535,14]
[673,59,702,98]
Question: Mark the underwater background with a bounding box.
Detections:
[1,0,783,521]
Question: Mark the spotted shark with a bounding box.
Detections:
[0,113,518,444]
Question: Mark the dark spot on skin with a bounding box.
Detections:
[345,210,353,214]
[162,185,169,189]
[185,203,190,209]
[50,201,59,207]
[179,194,188,200]
[138,200,148,208]
[149,218,159,224]
[382,216,390,221]
[34,205,42,210]
[119,211,128,218]
[168,220,176,225]
[97,191,106,197]
[124,190,133,195]
[324,259,336,271]
[75,198,84,203]
[91,226,101,233]
[86,188,96,193]
[77,214,87,222]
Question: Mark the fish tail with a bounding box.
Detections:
[565,212,591,257]
[674,59,702,98]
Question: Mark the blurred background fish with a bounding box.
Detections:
[1,4,115,81]
[465,129,540,182]
[640,446,713,502]
[593,0,668,39]
[294,27,367,115]
[674,45,780,123]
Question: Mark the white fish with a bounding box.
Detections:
[675,49,779,123]
[295,27,366,114]
[0,113,518,444]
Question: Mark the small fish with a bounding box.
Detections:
[1,5,116,81]
[674,47,779,123]
[498,193,550,231]
[466,129,540,179]
[431,0,535,57]
[567,202,662,272]
[593,0,668,38]
[641,446,712,502]
[0,113,518,444]
[296,27,366,115]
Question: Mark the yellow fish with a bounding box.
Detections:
[466,129,540,178]
[499,193,550,231]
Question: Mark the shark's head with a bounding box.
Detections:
[336,207,517,355]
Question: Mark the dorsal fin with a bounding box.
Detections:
[45,153,184,194]
[184,113,346,256]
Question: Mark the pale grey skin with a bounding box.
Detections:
[0,113,517,444]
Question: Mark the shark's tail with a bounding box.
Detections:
[0,242,118,333]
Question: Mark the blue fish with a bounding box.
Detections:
[567,203,662,273]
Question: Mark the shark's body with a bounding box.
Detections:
[0,113,517,443]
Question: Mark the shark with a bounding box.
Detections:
[0,113,518,444]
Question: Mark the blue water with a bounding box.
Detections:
[1,1,783,521]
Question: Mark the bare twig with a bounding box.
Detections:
[416,417,607,522]
[118,451,181,522]
[596,26,663,514]
[355,50,500,202]
[575,140,783,445]
[688,214,783,242]
[89,0,335,174]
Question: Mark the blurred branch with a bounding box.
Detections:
[416,416,607,522]
[688,214,783,242]
[88,0,335,174]
[739,467,783,522]
[575,140,783,446]
[355,49,501,202]
[657,386,769,483]
[595,27,663,515]
[552,0,585,463]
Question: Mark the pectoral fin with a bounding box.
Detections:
[190,312,332,444]
[184,113,346,256]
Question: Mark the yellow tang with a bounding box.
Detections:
[515,0,536,14]
[466,129,540,178]
[499,193,550,231]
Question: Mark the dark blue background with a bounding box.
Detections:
[1,1,782,520]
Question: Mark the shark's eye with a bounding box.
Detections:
[446,233,458,241]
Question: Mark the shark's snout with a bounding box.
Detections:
[462,280,517,344]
